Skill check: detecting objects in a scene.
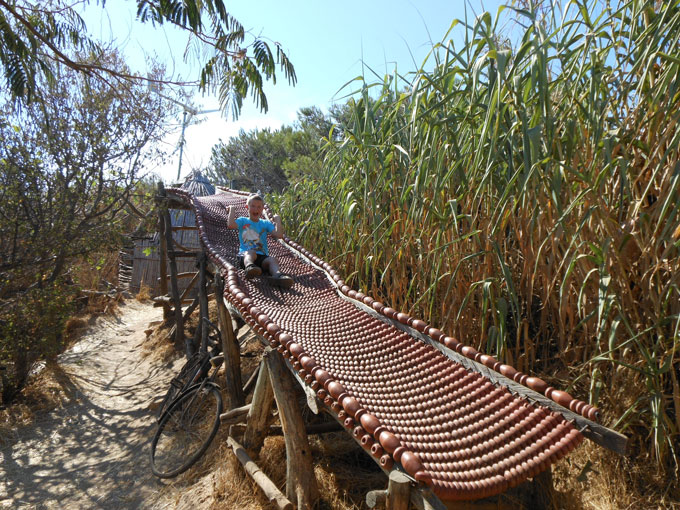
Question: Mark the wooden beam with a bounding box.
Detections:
[156,272,198,281]
[226,434,293,510]
[152,297,194,307]
[229,421,343,438]
[409,488,448,510]
[215,273,245,409]
[171,225,198,231]
[168,250,201,258]
[220,403,251,423]
[198,253,209,353]
[158,182,185,352]
[243,357,275,455]
[265,348,319,509]
[366,489,386,508]
[242,364,260,395]
[172,240,195,252]
[157,206,170,320]
[179,271,200,302]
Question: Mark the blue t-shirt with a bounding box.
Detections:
[235,217,275,256]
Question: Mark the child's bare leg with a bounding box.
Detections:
[263,257,293,288]
[262,256,280,276]
[243,250,262,278]
[244,250,259,267]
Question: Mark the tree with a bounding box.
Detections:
[206,104,351,190]
[0,0,295,117]
[0,50,170,400]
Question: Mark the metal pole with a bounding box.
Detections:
[177,110,187,182]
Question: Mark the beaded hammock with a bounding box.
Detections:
[174,187,597,502]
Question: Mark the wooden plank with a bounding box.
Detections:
[152,296,194,307]
[226,434,293,510]
[242,364,260,395]
[172,240,194,252]
[265,348,319,509]
[229,421,343,438]
[171,225,198,231]
[179,271,200,302]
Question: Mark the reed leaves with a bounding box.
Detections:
[276,0,680,480]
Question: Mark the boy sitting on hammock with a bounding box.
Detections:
[227,194,294,289]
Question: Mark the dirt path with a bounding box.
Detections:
[0,300,182,510]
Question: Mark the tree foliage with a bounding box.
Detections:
[0,49,170,401]
[205,105,348,192]
[0,0,296,117]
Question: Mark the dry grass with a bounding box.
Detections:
[136,284,152,302]
[63,316,89,343]
[0,362,77,443]
[553,442,680,510]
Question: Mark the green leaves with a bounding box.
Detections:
[0,1,295,118]
[275,0,680,480]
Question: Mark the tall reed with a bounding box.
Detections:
[275,0,680,485]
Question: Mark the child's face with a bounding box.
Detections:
[247,199,264,221]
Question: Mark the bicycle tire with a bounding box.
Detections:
[150,383,223,478]
[156,352,204,420]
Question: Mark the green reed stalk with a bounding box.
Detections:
[274,0,680,481]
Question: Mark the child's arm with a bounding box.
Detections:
[271,214,284,239]
[227,205,237,229]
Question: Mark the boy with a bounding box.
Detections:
[227,194,294,289]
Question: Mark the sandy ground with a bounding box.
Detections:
[0,300,186,510]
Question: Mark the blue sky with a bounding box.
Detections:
[80,0,506,182]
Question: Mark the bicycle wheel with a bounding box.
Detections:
[150,383,223,478]
[157,352,204,420]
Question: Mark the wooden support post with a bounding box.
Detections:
[157,210,170,320]
[265,348,320,510]
[243,357,275,454]
[158,182,185,353]
[227,434,293,510]
[215,272,245,409]
[386,471,411,510]
[242,364,260,395]
[198,252,209,352]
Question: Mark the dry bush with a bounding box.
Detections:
[63,316,89,343]
[136,284,152,302]
[0,362,77,443]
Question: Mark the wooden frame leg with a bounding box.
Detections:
[265,348,319,509]
[215,272,245,409]
[243,356,275,455]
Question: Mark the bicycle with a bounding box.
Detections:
[150,318,225,478]
[155,318,224,421]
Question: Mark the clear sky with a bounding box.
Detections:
[80,0,507,183]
